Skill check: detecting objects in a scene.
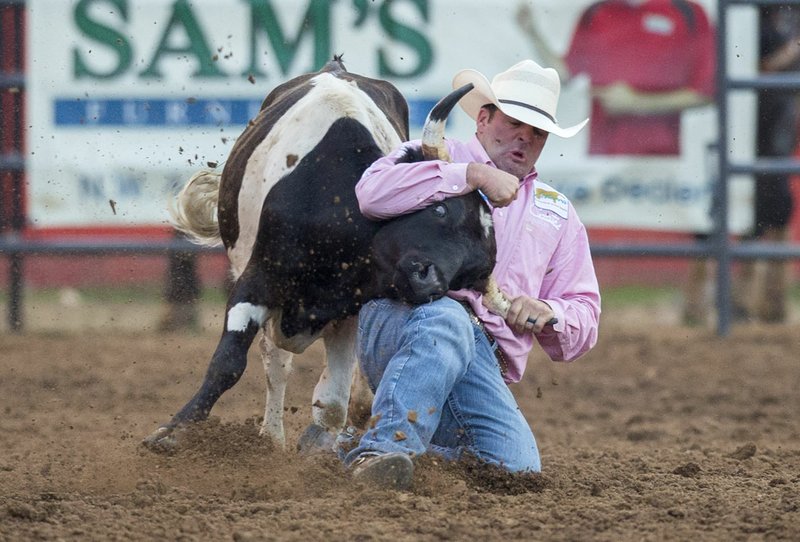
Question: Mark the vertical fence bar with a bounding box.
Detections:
[0,0,26,332]
[12,3,24,235]
[9,250,22,330]
[714,0,732,336]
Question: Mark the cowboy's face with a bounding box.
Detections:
[476,106,548,179]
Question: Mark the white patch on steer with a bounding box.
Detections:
[228,73,403,278]
[479,205,494,239]
[227,302,267,332]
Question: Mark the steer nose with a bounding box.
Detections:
[411,261,434,283]
[400,259,445,302]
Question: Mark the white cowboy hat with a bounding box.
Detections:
[452,59,588,138]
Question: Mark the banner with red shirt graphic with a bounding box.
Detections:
[26,0,756,233]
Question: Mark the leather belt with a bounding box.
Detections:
[459,301,508,376]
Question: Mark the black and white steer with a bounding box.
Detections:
[143,57,506,452]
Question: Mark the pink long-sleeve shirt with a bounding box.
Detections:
[356,135,601,383]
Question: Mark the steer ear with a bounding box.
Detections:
[421,83,474,162]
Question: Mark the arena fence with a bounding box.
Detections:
[2,0,800,335]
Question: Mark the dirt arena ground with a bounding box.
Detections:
[1,298,799,541]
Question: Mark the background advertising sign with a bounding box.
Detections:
[27,0,757,232]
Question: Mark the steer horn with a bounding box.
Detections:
[419,83,520,325]
[421,83,474,161]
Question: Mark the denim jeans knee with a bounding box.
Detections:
[357,297,475,390]
[348,296,540,472]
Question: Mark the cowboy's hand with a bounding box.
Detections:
[506,295,554,335]
[466,163,519,207]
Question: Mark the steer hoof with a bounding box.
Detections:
[141,426,180,454]
[296,423,336,456]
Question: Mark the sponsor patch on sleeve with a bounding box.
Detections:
[534,187,569,219]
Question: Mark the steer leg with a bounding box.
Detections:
[297,316,358,454]
[348,365,374,428]
[143,274,267,452]
[258,332,294,448]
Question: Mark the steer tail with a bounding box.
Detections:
[169,169,223,247]
[421,83,474,161]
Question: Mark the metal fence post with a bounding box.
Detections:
[0,0,26,332]
[715,0,732,337]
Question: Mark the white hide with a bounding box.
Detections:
[226,302,268,332]
[229,73,403,279]
[479,205,493,239]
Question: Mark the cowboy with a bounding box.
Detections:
[346,60,601,489]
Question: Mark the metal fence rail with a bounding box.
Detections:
[0,237,224,330]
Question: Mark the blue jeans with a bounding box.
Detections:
[344,297,540,472]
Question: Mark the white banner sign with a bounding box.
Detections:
[27,0,757,232]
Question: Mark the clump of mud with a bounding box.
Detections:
[162,417,275,464]
[139,418,353,502]
[146,419,548,497]
[410,455,549,496]
[444,455,550,495]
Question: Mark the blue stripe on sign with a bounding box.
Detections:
[54,97,439,128]
[54,98,262,127]
[409,99,437,128]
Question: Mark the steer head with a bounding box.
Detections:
[370,83,502,305]
[372,191,496,304]
[369,82,516,317]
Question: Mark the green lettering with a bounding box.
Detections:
[140,0,224,79]
[72,0,132,79]
[351,0,370,27]
[378,0,433,79]
[244,0,332,78]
